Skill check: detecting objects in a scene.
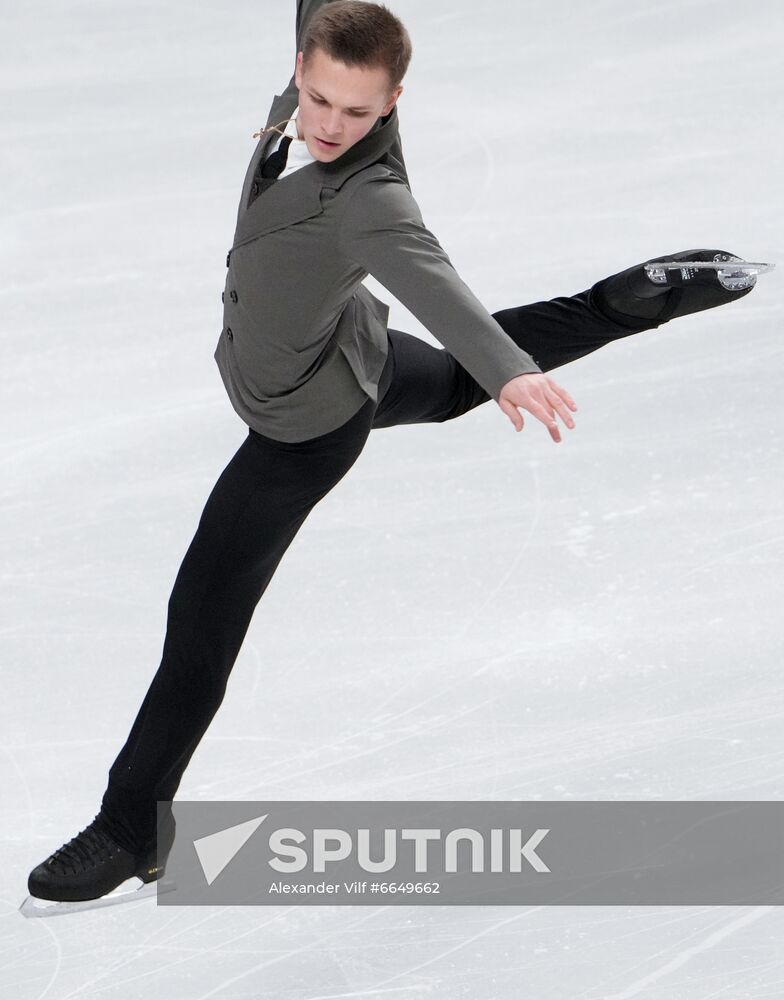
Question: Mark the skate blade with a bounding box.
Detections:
[644,260,774,275]
[18,875,176,919]
[644,260,774,292]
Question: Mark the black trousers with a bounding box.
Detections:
[100,284,664,853]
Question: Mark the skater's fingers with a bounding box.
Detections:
[498,375,572,441]
[499,398,525,432]
[547,393,576,431]
[526,388,574,439]
[526,400,562,443]
[547,378,578,411]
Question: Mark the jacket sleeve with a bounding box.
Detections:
[338,175,542,404]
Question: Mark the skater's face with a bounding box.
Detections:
[294,47,402,162]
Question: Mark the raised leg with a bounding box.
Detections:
[372,250,752,429]
[372,283,658,428]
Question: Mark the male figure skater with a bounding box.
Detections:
[26,0,753,906]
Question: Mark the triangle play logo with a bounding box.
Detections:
[193,814,268,886]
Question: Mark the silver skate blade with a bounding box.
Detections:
[18,876,176,919]
[644,261,774,273]
[644,260,774,291]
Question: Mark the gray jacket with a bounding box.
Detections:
[214,0,541,442]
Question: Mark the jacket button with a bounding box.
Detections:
[221,291,225,303]
[230,290,238,303]
[226,327,234,341]
[252,182,259,195]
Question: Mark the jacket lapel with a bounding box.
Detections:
[236,83,299,225]
[232,103,406,249]
[318,105,404,189]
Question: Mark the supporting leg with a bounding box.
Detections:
[100,397,375,854]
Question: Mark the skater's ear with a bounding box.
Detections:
[381,84,403,117]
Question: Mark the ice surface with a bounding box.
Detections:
[2,0,783,997]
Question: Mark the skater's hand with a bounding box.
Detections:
[498,373,577,443]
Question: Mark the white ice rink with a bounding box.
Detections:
[2,0,783,996]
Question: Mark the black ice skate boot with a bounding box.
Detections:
[591,248,755,329]
[27,811,175,903]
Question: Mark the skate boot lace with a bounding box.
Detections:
[48,816,122,875]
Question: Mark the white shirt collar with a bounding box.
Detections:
[276,104,318,178]
[283,105,303,142]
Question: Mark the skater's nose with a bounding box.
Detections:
[321,110,343,139]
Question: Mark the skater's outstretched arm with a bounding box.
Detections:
[339,174,580,440]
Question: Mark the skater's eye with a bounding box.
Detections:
[308,92,370,117]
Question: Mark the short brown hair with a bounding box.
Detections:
[302,1,412,94]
